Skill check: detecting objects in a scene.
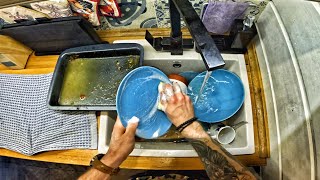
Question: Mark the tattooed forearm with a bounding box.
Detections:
[188,138,258,180]
[177,121,258,179]
[190,139,238,179]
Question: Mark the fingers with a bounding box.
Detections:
[160,92,168,103]
[175,92,185,101]
[125,116,139,137]
[159,92,168,111]
[158,83,171,111]
[112,116,126,138]
[159,83,186,106]
[185,95,194,112]
[164,84,174,98]
[159,83,177,111]
[172,82,182,94]
[159,83,192,117]
[158,82,165,94]
[172,82,185,104]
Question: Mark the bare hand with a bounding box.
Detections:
[101,116,138,168]
[160,83,207,139]
[159,83,194,126]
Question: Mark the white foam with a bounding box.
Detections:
[152,128,160,138]
[128,116,140,124]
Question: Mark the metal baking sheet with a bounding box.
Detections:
[47,43,144,110]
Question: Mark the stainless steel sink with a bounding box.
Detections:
[98,40,254,156]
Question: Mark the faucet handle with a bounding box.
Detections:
[243,14,255,30]
[145,30,194,53]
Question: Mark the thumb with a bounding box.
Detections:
[125,116,139,136]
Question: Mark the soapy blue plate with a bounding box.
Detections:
[116,66,172,139]
[187,69,245,123]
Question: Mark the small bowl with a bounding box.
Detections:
[168,74,188,85]
[179,71,200,83]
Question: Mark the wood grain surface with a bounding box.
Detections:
[0,35,33,69]
[0,28,269,169]
[0,35,33,55]
[245,43,270,158]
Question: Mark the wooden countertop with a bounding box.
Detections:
[0,28,269,169]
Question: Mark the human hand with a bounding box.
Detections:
[159,83,207,139]
[101,116,138,168]
[159,83,194,127]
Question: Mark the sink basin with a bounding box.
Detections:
[98,40,254,156]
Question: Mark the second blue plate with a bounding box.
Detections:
[187,69,245,123]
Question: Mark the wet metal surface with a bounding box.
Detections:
[59,55,140,106]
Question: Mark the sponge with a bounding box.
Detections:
[157,82,166,111]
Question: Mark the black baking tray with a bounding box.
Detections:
[0,16,102,55]
[47,43,144,111]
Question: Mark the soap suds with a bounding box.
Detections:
[157,82,166,111]
[128,116,139,124]
[152,128,160,138]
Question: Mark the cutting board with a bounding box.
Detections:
[0,35,33,69]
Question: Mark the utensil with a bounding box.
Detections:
[231,121,248,130]
[116,66,172,139]
[208,121,248,144]
[187,69,245,123]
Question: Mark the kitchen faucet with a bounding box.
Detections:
[169,0,225,71]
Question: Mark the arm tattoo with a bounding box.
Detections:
[188,139,258,180]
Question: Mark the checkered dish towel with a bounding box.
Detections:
[0,73,97,156]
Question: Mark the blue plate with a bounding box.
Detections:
[116,66,172,139]
[187,69,245,123]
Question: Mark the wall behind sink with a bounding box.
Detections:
[255,0,320,179]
